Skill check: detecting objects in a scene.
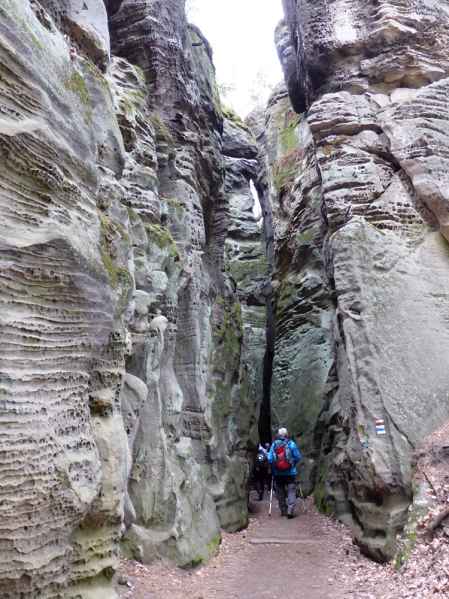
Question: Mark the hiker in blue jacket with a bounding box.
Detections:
[268,427,302,518]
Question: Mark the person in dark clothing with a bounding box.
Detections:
[268,427,302,518]
[253,444,270,500]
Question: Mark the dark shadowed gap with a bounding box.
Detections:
[251,178,274,444]
[260,295,274,444]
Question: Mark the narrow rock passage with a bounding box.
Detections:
[119,494,353,599]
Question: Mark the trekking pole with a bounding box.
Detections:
[268,477,274,517]
[298,482,304,512]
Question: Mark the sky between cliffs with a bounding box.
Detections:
[187,0,284,117]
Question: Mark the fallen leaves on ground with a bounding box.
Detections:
[118,424,449,599]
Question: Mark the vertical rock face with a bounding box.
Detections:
[251,85,334,495]
[271,0,449,561]
[222,113,269,455]
[0,0,265,596]
[108,0,228,568]
[213,113,269,531]
[0,2,127,596]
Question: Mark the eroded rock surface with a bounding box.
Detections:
[269,0,449,561]
[0,0,266,596]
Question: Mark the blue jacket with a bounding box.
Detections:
[268,437,302,476]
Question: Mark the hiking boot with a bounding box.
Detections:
[287,513,295,519]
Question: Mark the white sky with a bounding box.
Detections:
[188,0,284,116]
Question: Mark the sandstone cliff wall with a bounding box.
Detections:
[268,0,449,561]
[0,1,267,596]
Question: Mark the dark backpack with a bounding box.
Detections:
[274,441,292,471]
[255,451,267,471]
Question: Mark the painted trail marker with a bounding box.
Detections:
[375,419,386,435]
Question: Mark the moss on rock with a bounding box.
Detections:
[64,70,93,124]
[180,533,221,569]
[221,105,250,132]
[151,113,175,146]
[210,299,243,423]
[145,223,179,259]
[272,149,302,194]
[163,196,185,218]
[64,71,90,106]
[279,112,301,153]
[314,462,333,515]
[98,212,133,317]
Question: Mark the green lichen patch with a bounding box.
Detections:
[98,212,132,312]
[27,26,44,51]
[119,96,136,120]
[180,533,221,569]
[162,196,185,218]
[222,105,250,132]
[100,247,118,287]
[5,0,45,52]
[132,63,146,81]
[64,71,90,106]
[100,213,130,244]
[394,530,417,570]
[125,86,147,106]
[183,556,204,569]
[212,380,233,419]
[84,58,109,90]
[150,113,175,146]
[295,228,315,246]
[279,112,301,153]
[100,248,131,293]
[126,206,140,224]
[276,278,298,313]
[209,299,243,422]
[227,255,268,287]
[394,486,429,570]
[314,462,333,515]
[206,533,221,556]
[64,70,93,124]
[272,106,302,193]
[145,223,179,259]
[214,302,243,363]
[272,149,303,194]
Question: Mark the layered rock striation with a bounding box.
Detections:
[222,112,270,458]
[269,0,449,561]
[0,1,268,596]
[4,0,446,588]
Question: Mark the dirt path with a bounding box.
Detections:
[119,469,449,599]
[118,493,354,599]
